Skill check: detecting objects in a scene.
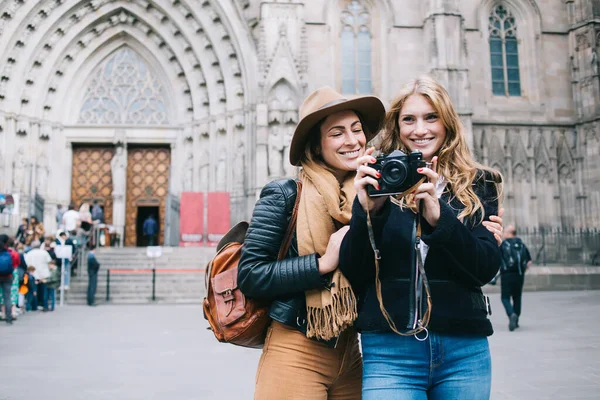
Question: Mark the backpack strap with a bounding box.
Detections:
[277,181,302,260]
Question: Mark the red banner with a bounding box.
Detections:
[207,192,230,246]
[179,192,204,247]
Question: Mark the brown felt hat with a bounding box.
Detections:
[289,86,386,166]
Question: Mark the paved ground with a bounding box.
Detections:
[0,291,598,400]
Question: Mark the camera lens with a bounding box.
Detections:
[382,160,407,186]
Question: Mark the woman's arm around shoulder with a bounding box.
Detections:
[237,180,326,298]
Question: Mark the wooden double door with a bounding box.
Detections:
[71,145,170,246]
[125,146,170,247]
[71,146,115,226]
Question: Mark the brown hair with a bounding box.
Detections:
[379,75,503,221]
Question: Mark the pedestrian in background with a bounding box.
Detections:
[56,204,65,231]
[87,245,100,306]
[91,200,104,224]
[143,215,158,246]
[46,260,60,311]
[343,75,503,399]
[499,224,532,331]
[24,240,51,311]
[0,234,17,324]
[62,204,80,234]
[55,231,75,290]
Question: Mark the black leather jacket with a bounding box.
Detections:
[339,172,501,337]
[238,179,329,337]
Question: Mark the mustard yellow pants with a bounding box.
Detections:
[255,321,362,400]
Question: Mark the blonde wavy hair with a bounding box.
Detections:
[379,75,503,222]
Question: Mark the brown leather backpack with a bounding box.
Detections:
[203,181,301,348]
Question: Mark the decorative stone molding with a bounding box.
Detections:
[198,122,209,137]
[233,113,244,129]
[39,122,52,140]
[16,119,29,135]
[215,117,226,133]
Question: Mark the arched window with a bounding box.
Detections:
[488,4,521,96]
[341,1,372,94]
[79,46,169,125]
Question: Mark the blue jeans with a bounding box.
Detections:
[361,331,491,400]
[47,288,56,311]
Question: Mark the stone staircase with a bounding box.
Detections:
[61,246,216,305]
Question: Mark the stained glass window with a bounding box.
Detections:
[341,1,372,94]
[79,46,169,125]
[489,5,521,96]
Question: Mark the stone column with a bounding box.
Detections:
[111,144,127,247]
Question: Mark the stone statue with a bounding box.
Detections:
[12,147,26,193]
[182,152,193,192]
[234,143,245,190]
[216,151,227,191]
[36,155,49,196]
[199,151,209,192]
[283,124,296,177]
[268,125,284,178]
[111,145,126,196]
[110,145,127,246]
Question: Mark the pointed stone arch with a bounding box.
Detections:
[557,136,575,183]
[533,134,552,183]
[77,45,171,126]
[488,135,505,175]
[0,0,255,121]
[58,32,186,125]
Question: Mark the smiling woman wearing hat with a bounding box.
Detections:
[238,86,385,399]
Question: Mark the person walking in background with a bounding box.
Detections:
[499,224,532,331]
[91,200,104,224]
[25,216,45,246]
[25,240,52,311]
[87,245,100,306]
[0,234,17,324]
[55,231,75,290]
[143,215,158,246]
[62,204,80,234]
[15,217,29,245]
[46,260,60,311]
[23,266,37,311]
[56,204,66,231]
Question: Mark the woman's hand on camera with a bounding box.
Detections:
[318,226,350,275]
[414,156,440,227]
[355,147,387,214]
[483,207,504,246]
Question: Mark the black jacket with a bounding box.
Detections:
[238,179,329,337]
[339,173,501,337]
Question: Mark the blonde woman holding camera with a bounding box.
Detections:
[340,76,503,400]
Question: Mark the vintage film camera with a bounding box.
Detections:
[367,150,428,197]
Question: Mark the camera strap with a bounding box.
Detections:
[366,190,432,340]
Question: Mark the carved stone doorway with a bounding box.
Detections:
[125,146,170,247]
[71,146,114,227]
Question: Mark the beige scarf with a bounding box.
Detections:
[298,160,358,341]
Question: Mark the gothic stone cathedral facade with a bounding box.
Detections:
[0,0,598,245]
